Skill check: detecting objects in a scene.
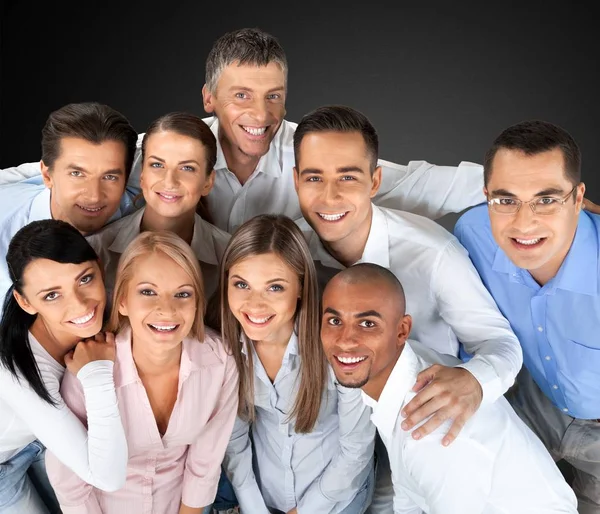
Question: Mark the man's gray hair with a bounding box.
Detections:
[205,28,288,93]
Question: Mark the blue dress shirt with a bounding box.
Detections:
[455,204,600,419]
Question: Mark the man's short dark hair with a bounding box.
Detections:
[293,105,379,173]
[484,120,581,187]
[41,102,137,179]
[205,28,288,93]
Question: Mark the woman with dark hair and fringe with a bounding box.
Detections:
[0,219,127,514]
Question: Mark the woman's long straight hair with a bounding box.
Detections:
[0,219,99,405]
[208,214,326,433]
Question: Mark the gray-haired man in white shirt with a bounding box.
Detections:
[321,263,578,514]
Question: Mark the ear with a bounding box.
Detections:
[396,314,412,349]
[369,166,382,198]
[575,182,586,214]
[118,295,129,317]
[13,289,37,316]
[202,169,216,196]
[202,84,215,114]
[40,160,53,189]
[293,166,300,192]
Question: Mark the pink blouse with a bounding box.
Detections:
[46,326,239,514]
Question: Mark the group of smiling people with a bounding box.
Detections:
[0,27,597,514]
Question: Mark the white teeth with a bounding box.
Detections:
[80,206,102,212]
[242,126,267,136]
[70,309,95,325]
[159,193,178,199]
[318,212,346,221]
[337,355,367,364]
[150,324,177,331]
[516,238,541,245]
[247,315,272,324]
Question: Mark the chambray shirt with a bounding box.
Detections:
[455,204,600,419]
[223,332,375,514]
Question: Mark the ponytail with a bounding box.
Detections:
[0,285,56,405]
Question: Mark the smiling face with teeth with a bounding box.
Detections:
[41,137,128,235]
[320,271,411,399]
[486,148,585,285]
[202,62,286,172]
[14,259,106,344]
[117,252,198,349]
[140,131,216,220]
[227,252,301,346]
[294,131,382,266]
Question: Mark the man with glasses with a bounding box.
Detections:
[455,120,600,514]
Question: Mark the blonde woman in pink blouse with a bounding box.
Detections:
[46,231,239,514]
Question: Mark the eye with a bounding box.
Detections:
[150,162,164,169]
[140,289,156,296]
[181,165,196,172]
[359,320,376,328]
[306,176,321,182]
[268,284,284,292]
[340,175,356,181]
[538,197,559,205]
[175,291,193,298]
[235,92,249,99]
[44,292,60,301]
[234,281,249,289]
[267,93,281,100]
[69,171,83,177]
[327,317,342,326]
[498,198,518,206]
[103,174,119,181]
[79,273,94,285]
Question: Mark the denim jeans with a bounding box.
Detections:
[0,440,61,514]
[203,467,238,513]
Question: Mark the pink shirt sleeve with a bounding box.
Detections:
[181,350,239,509]
[45,370,103,514]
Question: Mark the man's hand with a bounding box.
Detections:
[287,509,298,514]
[65,332,116,376]
[400,365,482,446]
[583,197,600,215]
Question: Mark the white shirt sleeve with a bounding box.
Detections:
[0,162,42,185]
[431,239,523,403]
[374,160,485,220]
[402,435,493,514]
[1,360,127,491]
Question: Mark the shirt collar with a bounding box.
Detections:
[29,188,52,223]
[241,330,299,364]
[364,341,420,440]
[310,204,390,268]
[108,208,145,253]
[113,325,199,388]
[212,118,284,178]
[492,212,598,296]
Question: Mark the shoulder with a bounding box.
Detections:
[455,204,491,235]
[191,326,234,366]
[454,204,498,257]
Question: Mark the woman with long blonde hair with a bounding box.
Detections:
[46,231,239,514]
[212,214,375,514]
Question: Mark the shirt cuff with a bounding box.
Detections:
[234,483,270,514]
[181,473,220,509]
[457,357,503,405]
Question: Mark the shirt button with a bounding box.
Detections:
[545,356,551,361]
[553,385,558,390]
[537,326,544,332]
[563,408,569,413]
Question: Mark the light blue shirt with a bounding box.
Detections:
[455,204,600,419]
[0,176,140,313]
[223,332,375,514]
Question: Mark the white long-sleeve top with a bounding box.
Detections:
[363,340,577,514]
[0,332,127,491]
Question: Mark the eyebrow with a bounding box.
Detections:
[299,166,365,177]
[323,307,382,319]
[36,266,94,295]
[147,155,201,166]
[136,281,194,288]
[229,86,284,93]
[490,187,566,197]
[66,164,124,175]
[229,274,289,284]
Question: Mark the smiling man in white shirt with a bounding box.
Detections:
[1,28,486,235]
[321,262,577,514]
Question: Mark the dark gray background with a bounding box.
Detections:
[1,2,598,215]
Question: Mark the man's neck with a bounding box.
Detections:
[141,207,195,245]
[530,229,577,286]
[324,206,374,267]
[362,349,403,402]
[219,133,261,186]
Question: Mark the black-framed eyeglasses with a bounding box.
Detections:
[487,184,578,215]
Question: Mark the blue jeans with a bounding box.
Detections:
[0,440,61,514]
[203,467,238,512]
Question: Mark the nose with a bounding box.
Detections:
[83,178,102,203]
[334,323,360,350]
[248,97,269,125]
[156,295,177,316]
[321,180,341,205]
[511,203,538,233]
[70,289,91,316]
[246,289,269,311]
[163,168,179,189]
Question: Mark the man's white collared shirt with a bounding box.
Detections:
[304,204,523,404]
[362,340,577,513]
[86,207,230,301]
